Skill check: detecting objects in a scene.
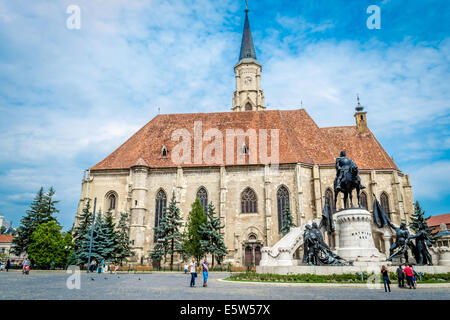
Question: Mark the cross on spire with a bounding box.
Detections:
[356,94,364,111]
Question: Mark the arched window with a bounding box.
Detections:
[105,192,117,211]
[241,187,257,214]
[380,192,390,217]
[155,189,167,228]
[241,142,248,155]
[197,187,208,214]
[277,186,290,232]
[360,191,368,210]
[325,188,334,212]
[161,145,168,157]
[245,103,252,111]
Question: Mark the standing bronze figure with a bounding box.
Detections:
[386,222,414,263]
[334,150,365,210]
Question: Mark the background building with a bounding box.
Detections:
[428,213,450,247]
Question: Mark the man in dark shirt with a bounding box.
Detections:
[396,265,405,288]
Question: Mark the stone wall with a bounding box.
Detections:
[75,163,413,266]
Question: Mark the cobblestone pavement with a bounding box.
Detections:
[0,271,449,300]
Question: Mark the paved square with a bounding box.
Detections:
[0,271,449,300]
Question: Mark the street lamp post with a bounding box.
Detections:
[87,198,97,273]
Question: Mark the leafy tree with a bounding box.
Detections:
[184,198,207,263]
[280,202,295,236]
[0,226,6,235]
[12,187,59,256]
[27,221,66,269]
[62,231,75,267]
[199,202,228,267]
[115,212,134,265]
[150,192,184,270]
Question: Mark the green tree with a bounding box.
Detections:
[199,202,228,267]
[150,192,184,270]
[115,212,134,265]
[0,226,6,235]
[184,198,207,263]
[27,221,66,269]
[70,200,93,266]
[88,211,115,262]
[410,201,441,242]
[41,187,59,223]
[280,202,295,236]
[12,187,59,256]
[62,231,75,267]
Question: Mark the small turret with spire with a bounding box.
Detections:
[354,94,368,133]
[232,1,266,112]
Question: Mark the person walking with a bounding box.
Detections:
[411,264,418,289]
[403,263,415,289]
[184,263,188,274]
[396,265,405,288]
[6,259,10,272]
[202,257,209,287]
[22,258,30,275]
[381,265,391,292]
[189,258,197,288]
[90,259,96,273]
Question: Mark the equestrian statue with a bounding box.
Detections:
[333,150,366,210]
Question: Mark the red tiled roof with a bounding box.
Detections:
[427,213,450,227]
[91,109,400,171]
[0,235,13,243]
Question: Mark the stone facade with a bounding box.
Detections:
[76,162,414,266]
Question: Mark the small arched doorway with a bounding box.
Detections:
[242,233,263,267]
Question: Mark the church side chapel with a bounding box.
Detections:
[75,8,415,267]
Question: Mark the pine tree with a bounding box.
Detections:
[70,200,93,266]
[410,201,441,242]
[41,187,59,224]
[199,202,228,267]
[150,192,184,270]
[12,187,59,255]
[115,212,134,265]
[184,198,207,263]
[72,200,92,243]
[280,202,295,236]
[90,211,115,262]
[104,210,121,262]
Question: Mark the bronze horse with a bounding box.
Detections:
[333,162,365,210]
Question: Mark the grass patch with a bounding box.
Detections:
[224,272,450,284]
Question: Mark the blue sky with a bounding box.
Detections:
[0,0,449,230]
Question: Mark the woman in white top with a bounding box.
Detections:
[189,258,197,287]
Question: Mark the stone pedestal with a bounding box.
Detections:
[334,208,385,265]
[439,247,450,266]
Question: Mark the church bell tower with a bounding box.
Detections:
[232,7,266,112]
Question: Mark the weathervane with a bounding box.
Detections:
[245,0,248,12]
[356,94,363,112]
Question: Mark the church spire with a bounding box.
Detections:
[232,3,265,112]
[238,6,257,62]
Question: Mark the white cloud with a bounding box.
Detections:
[409,161,450,200]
